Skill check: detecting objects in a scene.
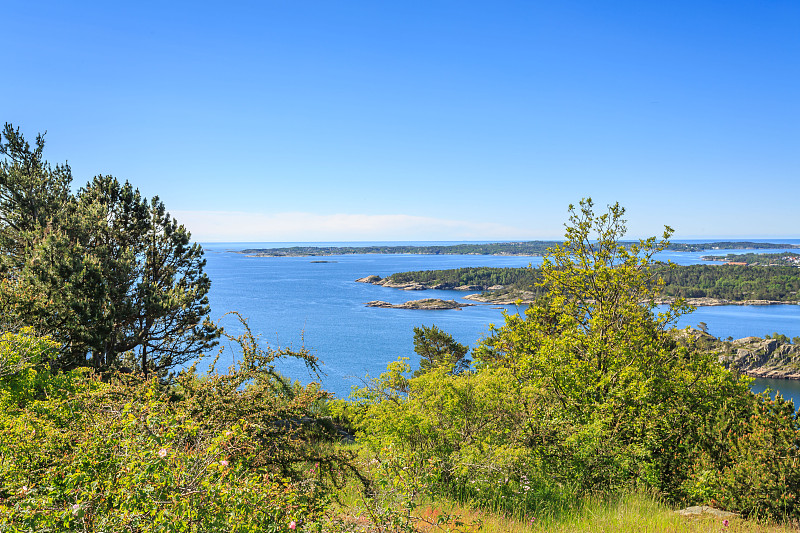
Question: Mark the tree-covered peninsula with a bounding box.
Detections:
[702,251,800,266]
[360,263,800,305]
[240,240,798,257]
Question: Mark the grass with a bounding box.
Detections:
[411,494,798,533]
[329,444,798,533]
[332,484,797,533]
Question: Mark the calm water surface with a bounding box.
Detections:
[201,242,800,403]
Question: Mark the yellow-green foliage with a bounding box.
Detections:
[337,200,800,522]
[0,327,356,532]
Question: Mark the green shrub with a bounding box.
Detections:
[0,324,358,532]
[684,392,800,519]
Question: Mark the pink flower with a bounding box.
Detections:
[723,518,729,528]
[158,448,168,458]
[20,485,29,495]
[71,503,80,515]
[220,459,229,467]
[289,520,296,530]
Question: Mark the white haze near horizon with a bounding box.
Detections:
[173,210,800,243]
[173,210,533,242]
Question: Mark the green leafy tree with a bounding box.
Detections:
[472,199,742,492]
[0,124,218,375]
[412,324,469,377]
[475,199,691,397]
[344,199,774,519]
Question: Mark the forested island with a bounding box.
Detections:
[668,241,798,252]
[359,264,800,305]
[240,240,798,257]
[702,251,800,266]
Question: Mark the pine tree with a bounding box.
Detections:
[0,124,219,374]
[412,324,469,376]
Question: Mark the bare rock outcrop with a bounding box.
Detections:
[365,299,474,310]
[720,336,800,380]
[356,275,505,292]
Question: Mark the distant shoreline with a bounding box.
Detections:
[463,293,800,307]
[238,241,799,257]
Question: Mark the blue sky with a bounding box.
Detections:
[4,1,798,241]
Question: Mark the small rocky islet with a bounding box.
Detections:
[365,298,473,310]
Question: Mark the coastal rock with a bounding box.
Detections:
[383,281,426,290]
[718,336,800,380]
[355,274,505,292]
[463,291,538,304]
[356,275,429,290]
[675,330,800,381]
[667,328,800,381]
[658,297,799,307]
[365,299,474,310]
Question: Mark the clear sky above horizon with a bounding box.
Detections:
[4,1,798,241]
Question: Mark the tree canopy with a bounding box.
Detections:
[412,324,469,377]
[0,124,218,375]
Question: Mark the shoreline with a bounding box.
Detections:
[464,294,800,307]
[237,241,800,258]
[355,276,799,307]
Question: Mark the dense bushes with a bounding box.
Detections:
[683,391,800,518]
[0,324,358,532]
[338,200,800,522]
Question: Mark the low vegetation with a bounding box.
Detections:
[0,322,362,531]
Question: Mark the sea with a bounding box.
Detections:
[200,240,800,405]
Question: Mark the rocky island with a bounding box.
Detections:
[365,298,474,310]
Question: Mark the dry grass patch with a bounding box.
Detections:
[412,494,798,533]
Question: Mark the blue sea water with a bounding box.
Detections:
[200,242,800,405]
